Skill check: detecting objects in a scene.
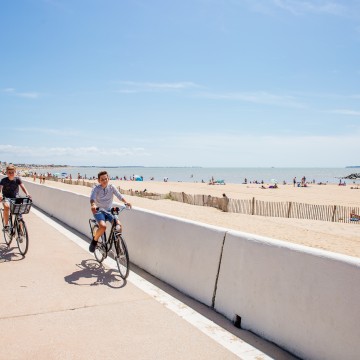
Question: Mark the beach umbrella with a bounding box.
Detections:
[270,179,278,184]
[134,175,143,181]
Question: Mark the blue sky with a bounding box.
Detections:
[1,0,360,167]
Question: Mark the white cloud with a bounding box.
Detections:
[1,132,359,167]
[0,144,149,160]
[16,92,40,99]
[3,88,15,93]
[117,81,202,93]
[327,109,360,116]
[138,132,360,167]
[197,91,306,108]
[245,0,349,16]
[15,127,81,136]
[272,0,347,16]
[1,88,40,99]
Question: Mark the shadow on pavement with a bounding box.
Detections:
[36,206,298,360]
[0,243,24,262]
[64,259,126,289]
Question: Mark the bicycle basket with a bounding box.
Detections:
[10,198,33,215]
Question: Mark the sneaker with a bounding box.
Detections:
[89,239,97,253]
[4,225,9,233]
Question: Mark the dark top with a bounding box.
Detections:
[0,177,22,198]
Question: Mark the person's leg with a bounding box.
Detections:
[93,220,106,241]
[113,214,122,232]
[115,219,123,232]
[90,211,106,252]
[3,201,10,227]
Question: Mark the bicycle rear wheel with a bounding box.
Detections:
[93,225,107,263]
[114,233,129,279]
[16,219,29,256]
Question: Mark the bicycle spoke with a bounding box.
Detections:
[16,220,29,256]
[114,234,129,279]
[94,243,107,263]
[2,227,12,246]
[1,213,13,246]
[93,225,107,263]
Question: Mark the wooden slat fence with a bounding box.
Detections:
[164,192,360,225]
[34,176,360,225]
[228,198,252,214]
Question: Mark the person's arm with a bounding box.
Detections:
[19,183,31,198]
[0,185,3,201]
[90,199,97,214]
[112,185,132,208]
[90,187,97,214]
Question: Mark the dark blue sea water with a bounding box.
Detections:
[30,166,360,185]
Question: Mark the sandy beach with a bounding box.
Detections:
[30,177,360,259]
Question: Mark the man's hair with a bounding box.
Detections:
[6,164,16,172]
[97,170,108,179]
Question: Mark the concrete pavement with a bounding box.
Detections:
[0,207,298,359]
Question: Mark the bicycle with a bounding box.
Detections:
[1,197,32,256]
[88,206,130,279]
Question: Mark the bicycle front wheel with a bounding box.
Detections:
[114,234,129,279]
[16,219,29,256]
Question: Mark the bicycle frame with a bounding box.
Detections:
[1,197,31,256]
[89,206,130,279]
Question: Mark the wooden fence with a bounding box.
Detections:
[151,191,360,225]
[37,177,360,225]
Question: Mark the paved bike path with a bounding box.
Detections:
[0,208,297,360]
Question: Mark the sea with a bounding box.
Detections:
[29,166,360,185]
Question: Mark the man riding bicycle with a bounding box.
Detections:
[0,164,31,231]
[89,170,131,253]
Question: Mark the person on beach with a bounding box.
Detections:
[89,170,132,253]
[0,164,31,230]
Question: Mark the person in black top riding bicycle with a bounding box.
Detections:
[89,170,131,253]
[0,164,31,230]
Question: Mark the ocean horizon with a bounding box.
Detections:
[25,166,360,185]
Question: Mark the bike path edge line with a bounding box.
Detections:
[31,207,273,360]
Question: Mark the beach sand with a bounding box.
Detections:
[34,178,360,258]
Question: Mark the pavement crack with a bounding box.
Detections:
[0,302,111,320]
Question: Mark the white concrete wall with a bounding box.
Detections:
[214,231,360,360]
[10,177,360,360]
[123,208,226,307]
[20,179,225,308]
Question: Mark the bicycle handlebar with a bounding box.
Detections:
[95,205,130,215]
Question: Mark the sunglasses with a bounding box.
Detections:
[7,171,15,174]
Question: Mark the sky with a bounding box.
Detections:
[1,0,360,167]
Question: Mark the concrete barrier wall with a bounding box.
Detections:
[10,177,360,360]
[123,208,226,306]
[20,179,225,308]
[214,231,360,360]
